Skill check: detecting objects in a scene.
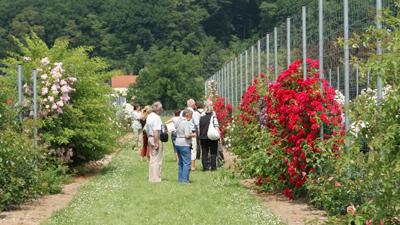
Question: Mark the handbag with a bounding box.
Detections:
[160,124,169,142]
[207,115,220,141]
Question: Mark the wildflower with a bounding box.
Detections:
[335,181,341,187]
[41,57,50,65]
[346,204,356,215]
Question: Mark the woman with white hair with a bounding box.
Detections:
[198,100,220,171]
[174,108,196,183]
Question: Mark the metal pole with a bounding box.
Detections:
[266,34,270,81]
[235,57,238,107]
[230,60,234,106]
[223,66,226,104]
[344,0,350,138]
[33,69,38,145]
[245,50,249,88]
[287,17,291,67]
[367,69,370,89]
[257,40,261,78]
[376,0,383,101]
[227,63,230,105]
[319,0,324,80]
[337,66,340,91]
[274,27,278,81]
[302,6,307,80]
[319,0,324,140]
[356,64,359,97]
[251,45,255,82]
[240,53,243,96]
[18,65,23,122]
[329,68,332,86]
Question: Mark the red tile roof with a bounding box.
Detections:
[111,75,137,88]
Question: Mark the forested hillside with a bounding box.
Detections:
[0,0,312,108]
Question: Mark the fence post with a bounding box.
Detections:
[245,50,249,88]
[344,0,350,147]
[376,0,383,101]
[230,60,234,106]
[227,62,230,105]
[302,6,307,80]
[32,69,38,145]
[223,65,226,104]
[287,17,291,67]
[274,27,278,81]
[235,57,238,108]
[319,0,324,140]
[240,53,243,97]
[251,45,255,82]
[18,64,23,122]
[266,34,270,81]
[367,68,370,89]
[257,40,261,78]
[356,64,359,97]
[329,68,332,86]
[337,66,340,91]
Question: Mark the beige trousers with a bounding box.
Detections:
[191,136,197,161]
[132,128,143,150]
[148,137,163,182]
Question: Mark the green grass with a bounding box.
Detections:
[43,140,283,225]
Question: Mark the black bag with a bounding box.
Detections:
[160,124,169,142]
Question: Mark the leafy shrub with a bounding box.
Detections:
[1,34,121,162]
[307,5,400,223]
[0,129,67,211]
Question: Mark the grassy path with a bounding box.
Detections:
[44,140,283,225]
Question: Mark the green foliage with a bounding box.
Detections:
[0,129,67,211]
[128,47,203,110]
[307,4,400,223]
[1,34,121,162]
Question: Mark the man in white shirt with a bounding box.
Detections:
[146,101,163,182]
[181,99,201,171]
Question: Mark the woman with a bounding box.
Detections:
[131,103,143,151]
[140,105,152,161]
[174,109,195,183]
[166,110,181,162]
[199,100,220,171]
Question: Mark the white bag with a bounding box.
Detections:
[207,116,220,141]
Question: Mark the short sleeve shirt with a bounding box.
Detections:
[174,118,192,146]
[146,112,162,136]
[132,111,142,129]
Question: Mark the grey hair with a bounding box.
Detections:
[182,108,193,117]
[151,101,163,111]
[204,100,213,113]
[187,99,195,107]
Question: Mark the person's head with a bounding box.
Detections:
[141,105,152,119]
[187,99,196,109]
[133,103,141,111]
[196,101,204,110]
[204,100,213,114]
[174,110,181,117]
[182,108,193,121]
[152,101,163,115]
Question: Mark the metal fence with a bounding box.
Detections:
[205,0,394,133]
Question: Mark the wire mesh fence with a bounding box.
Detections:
[205,0,393,133]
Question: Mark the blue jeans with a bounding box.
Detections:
[176,145,191,183]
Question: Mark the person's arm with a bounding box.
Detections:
[153,128,160,150]
[153,117,162,150]
[184,121,195,138]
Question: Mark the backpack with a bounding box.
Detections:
[160,124,169,142]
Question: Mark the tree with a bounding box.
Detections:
[128,47,204,109]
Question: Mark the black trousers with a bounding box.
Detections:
[200,139,218,171]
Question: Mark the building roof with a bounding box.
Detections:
[111,75,138,88]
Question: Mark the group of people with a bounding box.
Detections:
[130,99,221,184]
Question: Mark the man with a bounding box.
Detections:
[181,99,201,171]
[146,101,163,182]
